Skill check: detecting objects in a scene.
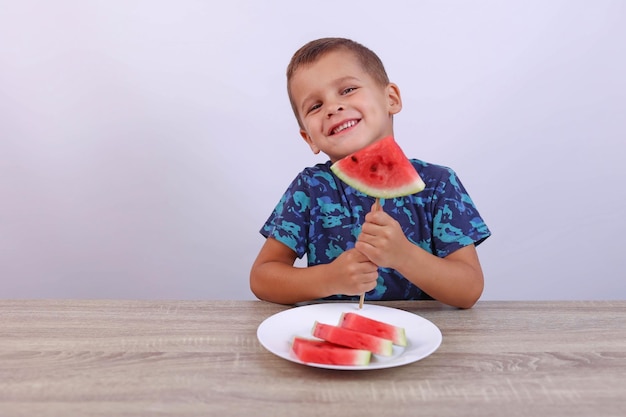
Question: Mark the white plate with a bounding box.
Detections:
[257,303,442,370]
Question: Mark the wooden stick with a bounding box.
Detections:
[359,198,381,309]
[358,291,365,309]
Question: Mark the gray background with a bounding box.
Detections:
[2,0,625,300]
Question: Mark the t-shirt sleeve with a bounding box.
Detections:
[260,174,311,259]
[431,167,491,257]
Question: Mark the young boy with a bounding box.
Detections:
[250,38,491,308]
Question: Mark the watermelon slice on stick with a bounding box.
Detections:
[330,136,425,308]
[330,136,425,199]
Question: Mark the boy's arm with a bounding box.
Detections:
[356,210,484,309]
[250,237,378,305]
[396,245,484,309]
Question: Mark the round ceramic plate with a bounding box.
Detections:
[257,303,442,370]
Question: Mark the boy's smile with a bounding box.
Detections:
[289,50,402,163]
[328,118,359,136]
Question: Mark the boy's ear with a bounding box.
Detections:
[300,129,320,154]
[387,83,402,115]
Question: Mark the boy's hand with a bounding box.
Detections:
[356,207,410,269]
[329,248,378,296]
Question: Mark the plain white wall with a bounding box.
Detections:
[1,0,625,300]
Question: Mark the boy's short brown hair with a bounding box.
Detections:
[286,38,390,128]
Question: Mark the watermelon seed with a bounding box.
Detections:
[351,156,358,163]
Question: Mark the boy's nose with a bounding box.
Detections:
[326,104,344,117]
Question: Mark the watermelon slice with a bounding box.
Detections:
[312,321,393,356]
[291,337,372,366]
[339,312,407,347]
[330,136,425,198]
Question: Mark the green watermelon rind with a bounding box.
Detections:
[330,136,425,199]
[332,170,425,199]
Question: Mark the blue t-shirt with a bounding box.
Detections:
[260,159,491,301]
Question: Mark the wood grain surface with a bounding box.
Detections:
[1,300,624,416]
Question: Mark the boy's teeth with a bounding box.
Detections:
[332,120,356,134]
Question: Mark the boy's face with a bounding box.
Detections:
[289,50,402,163]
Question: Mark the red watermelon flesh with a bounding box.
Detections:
[339,312,407,347]
[312,321,393,356]
[291,336,372,366]
[330,136,425,198]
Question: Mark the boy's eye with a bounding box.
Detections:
[308,103,321,113]
[342,87,357,95]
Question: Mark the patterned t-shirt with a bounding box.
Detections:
[260,159,491,301]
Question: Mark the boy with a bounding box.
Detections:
[250,38,490,308]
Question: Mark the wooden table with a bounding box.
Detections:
[1,300,624,416]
